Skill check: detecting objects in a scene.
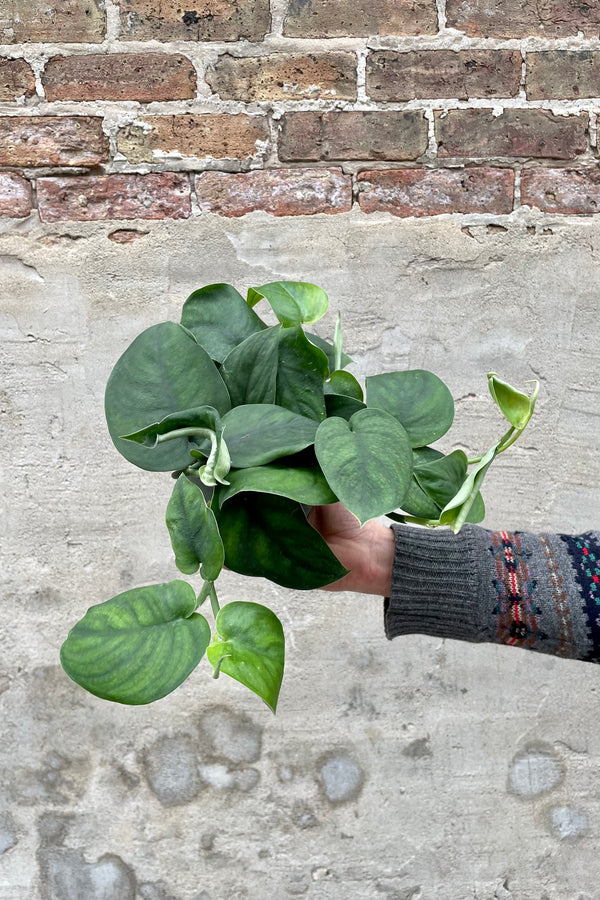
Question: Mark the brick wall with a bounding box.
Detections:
[1,0,599,221]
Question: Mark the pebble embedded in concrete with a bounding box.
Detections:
[142,734,200,805]
[312,866,332,881]
[292,803,319,829]
[198,763,259,792]
[549,805,588,840]
[402,737,432,758]
[318,751,365,804]
[200,832,215,852]
[11,750,91,805]
[197,706,262,764]
[509,748,563,799]
[38,849,136,900]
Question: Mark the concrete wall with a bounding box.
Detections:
[2,209,600,900]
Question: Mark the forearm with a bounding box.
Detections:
[386,523,600,663]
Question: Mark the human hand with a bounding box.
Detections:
[308,502,395,595]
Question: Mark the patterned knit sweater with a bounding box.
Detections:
[386,524,600,662]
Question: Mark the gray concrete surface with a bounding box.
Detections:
[1,209,600,900]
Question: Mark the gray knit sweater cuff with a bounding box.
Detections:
[384,523,484,643]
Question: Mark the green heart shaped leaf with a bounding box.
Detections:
[218,463,337,508]
[325,394,366,421]
[324,370,364,401]
[166,475,224,579]
[221,326,329,422]
[365,370,454,448]
[315,408,413,525]
[105,322,231,471]
[222,404,318,468]
[60,581,210,705]
[217,493,348,589]
[399,479,442,519]
[413,449,487,524]
[207,601,284,713]
[221,326,280,407]
[414,449,469,508]
[275,326,329,421]
[397,447,444,518]
[247,281,328,327]
[181,283,266,363]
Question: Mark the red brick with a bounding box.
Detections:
[195,168,352,217]
[43,54,196,102]
[358,168,515,217]
[119,0,270,41]
[521,168,600,214]
[279,111,428,161]
[117,114,268,163]
[526,51,600,100]
[1,0,105,43]
[37,174,191,223]
[0,59,36,101]
[0,117,108,167]
[436,109,587,160]
[366,50,521,100]
[206,52,356,101]
[283,0,437,36]
[446,0,600,37]
[0,173,32,217]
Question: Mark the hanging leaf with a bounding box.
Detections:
[365,370,454,448]
[60,581,210,705]
[221,404,318,468]
[181,283,266,363]
[218,462,337,508]
[207,601,284,713]
[105,322,231,472]
[217,493,348,589]
[247,281,328,327]
[166,475,224,579]
[315,408,413,525]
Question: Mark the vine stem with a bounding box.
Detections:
[467,425,515,465]
[212,654,232,679]
[197,580,213,608]
[209,585,220,619]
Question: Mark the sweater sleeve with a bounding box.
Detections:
[385,523,600,663]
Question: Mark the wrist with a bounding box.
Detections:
[365,522,395,596]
